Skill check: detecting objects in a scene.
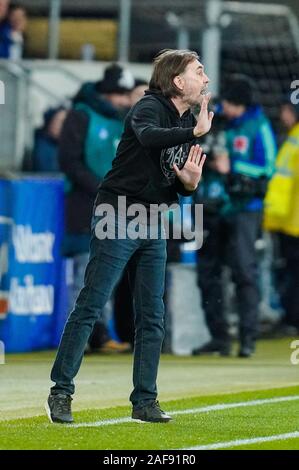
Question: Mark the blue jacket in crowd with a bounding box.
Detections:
[0,22,12,58]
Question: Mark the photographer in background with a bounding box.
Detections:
[193,103,232,357]
[193,77,276,357]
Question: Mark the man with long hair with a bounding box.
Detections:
[46,49,213,424]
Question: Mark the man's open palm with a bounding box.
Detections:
[173,145,206,191]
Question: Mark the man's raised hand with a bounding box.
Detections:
[193,93,214,137]
[173,144,206,192]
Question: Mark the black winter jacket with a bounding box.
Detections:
[97,89,199,209]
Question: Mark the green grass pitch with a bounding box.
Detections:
[0,338,298,450]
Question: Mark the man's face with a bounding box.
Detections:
[177,59,210,106]
[280,104,297,130]
[9,7,27,33]
[0,0,9,22]
[105,93,132,110]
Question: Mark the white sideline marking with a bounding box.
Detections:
[182,431,299,450]
[71,394,299,428]
[72,417,132,428]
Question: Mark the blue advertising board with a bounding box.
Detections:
[0,176,65,352]
[0,179,12,326]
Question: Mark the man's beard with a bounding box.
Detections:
[188,93,205,107]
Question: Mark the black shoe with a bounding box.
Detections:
[132,400,172,423]
[192,339,231,357]
[238,338,256,358]
[45,394,74,424]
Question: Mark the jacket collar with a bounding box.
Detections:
[144,89,192,119]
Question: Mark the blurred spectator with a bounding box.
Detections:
[8,3,27,59]
[193,76,276,358]
[264,100,299,334]
[31,107,68,172]
[60,63,134,354]
[130,78,148,106]
[0,0,9,23]
[0,0,10,56]
[0,2,27,59]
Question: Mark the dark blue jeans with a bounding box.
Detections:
[50,212,167,407]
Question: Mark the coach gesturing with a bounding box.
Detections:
[46,49,213,424]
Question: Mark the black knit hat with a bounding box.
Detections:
[95,64,135,94]
[223,75,256,107]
